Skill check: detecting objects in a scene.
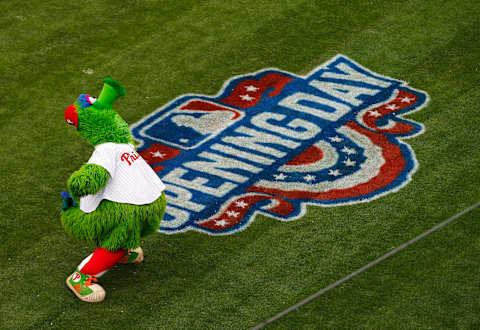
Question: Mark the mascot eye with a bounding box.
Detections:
[76,94,96,109]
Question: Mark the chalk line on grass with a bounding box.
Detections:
[251,200,480,330]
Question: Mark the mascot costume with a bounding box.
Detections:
[61,78,167,303]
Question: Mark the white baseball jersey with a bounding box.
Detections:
[80,143,165,213]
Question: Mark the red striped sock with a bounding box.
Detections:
[78,248,127,277]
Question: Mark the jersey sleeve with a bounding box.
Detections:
[87,143,117,177]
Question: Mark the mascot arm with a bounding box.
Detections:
[68,164,110,199]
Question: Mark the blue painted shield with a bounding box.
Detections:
[131,54,429,235]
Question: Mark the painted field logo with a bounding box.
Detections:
[131,54,429,235]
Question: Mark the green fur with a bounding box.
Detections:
[62,78,166,251]
[61,192,166,251]
[77,107,131,146]
[68,164,110,200]
[73,78,131,146]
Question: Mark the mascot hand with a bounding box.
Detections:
[67,164,110,200]
[61,191,77,210]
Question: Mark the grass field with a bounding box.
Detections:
[1,0,479,329]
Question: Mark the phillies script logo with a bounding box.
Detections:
[131,55,429,235]
[121,151,140,166]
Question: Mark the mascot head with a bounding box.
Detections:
[65,78,131,146]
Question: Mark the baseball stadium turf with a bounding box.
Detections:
[1,0,479,328]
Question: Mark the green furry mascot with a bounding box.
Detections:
[62,78,166,303]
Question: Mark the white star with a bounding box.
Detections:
[303,174,316,182]
[151,151,166,158]
[400,96,413,103]
[368,110,382,117]
[235,200,248,208]
[226,210,240,218]
[343,158,356,167]
[329,169,341,176]
[215,219,228,227]
[274,173,287,180]
[240,94,255,102]
[245,85,259,92]
[341,146,356,155]
[329,136,343,143]
[386,104,399,110]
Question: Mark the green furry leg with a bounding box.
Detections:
[140,193,167,237]
[61,192,166,251]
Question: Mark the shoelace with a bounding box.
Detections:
[84,276,98,287]
[120,251,135,264]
